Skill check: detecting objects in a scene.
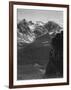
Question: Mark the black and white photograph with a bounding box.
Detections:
[17,9,63,80]
[9,2,69,88]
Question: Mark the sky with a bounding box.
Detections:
[17,9,63,26]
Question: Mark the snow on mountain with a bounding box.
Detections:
[28,25,35,32]
[17,19,62,48]
[36,21,45,26]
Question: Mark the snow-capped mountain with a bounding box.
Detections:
[17,19,62,49]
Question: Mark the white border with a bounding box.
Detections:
[13,5,67,85]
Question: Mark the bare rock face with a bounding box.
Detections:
[44,21,62,33]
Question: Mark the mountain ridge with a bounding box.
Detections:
[17,19,63,49]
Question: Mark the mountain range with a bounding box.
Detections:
[17,19,62,49]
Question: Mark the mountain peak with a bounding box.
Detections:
[36,21,45,26]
